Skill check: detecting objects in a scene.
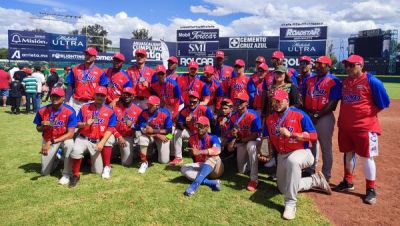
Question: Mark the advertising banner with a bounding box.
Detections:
[219,36,279,49]
[178,56,214,67]
[48,33,86,51]
[279,40,326,56]
[8,30,48,49]
[279,26,328,41]
[8,48,49,61]
[120,39,175,65]
[177,42,218,57]
[49,51,114,63]
[177,29,219,42]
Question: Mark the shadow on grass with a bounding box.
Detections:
[168,175,190,184]
[19,162,63,180]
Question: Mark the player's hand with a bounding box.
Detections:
[279,127,291,138]
[95,143,104,152]
[188,147,201,155]
[186,115,192,123]
[145,125,153,134]
[257,154,268,163]
[41,121,51,126]
[118,137,126,147]
[227,140,236,152]
[41,141,52,156]
[155,134,169,142]
[87,118,94,126]
[231,128,239,138]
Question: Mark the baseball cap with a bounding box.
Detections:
[257,63,269,71]
[148,95,160,105]
[197,116,210,126]
[95,86,107,95]
[221,98,233,106]
[50,87,65,97]
[188,61,199,70]
[64,66,71,70]
[342,54,364,66]
[299,55,312,62]
[256,56,266,63]
[274,65,287,74]
[234,59,245,67]
[188,90,200,98]
[215,50,225,58]
[272,89,289,101]
[203,65,214,75]
[315,56,332,67]
[50,68,57,73]
[168,56,178,63]
[84,47,98,56]
[155,64,166,74]
[113,52,125,61]
[122,87,135,95]
[234,92,249,102]
[271,51,284,59]
[135,48,147,57]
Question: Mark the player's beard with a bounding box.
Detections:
[276,106,288,114]
[120,97,131,106]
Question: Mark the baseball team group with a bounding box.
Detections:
[2,46,390,220]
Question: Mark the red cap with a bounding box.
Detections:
[221,98,233,106]
[299,55,312,62]
[50,68,57,73]
[203,65,214,75]
[234,59,245,67]
[315,56,332,67]
[155,64,166,74]
[215,50,224,58]
[271,51,284,59]
[122,87,135,95]
[272,89,289,101]
[257,63,269,71]
[50,87,65,97]
[188,61,199,69]
[23,68,32,75]
[148,95,160,105]
[188,90,200,98]
[113,52,125,61]
[256,56,266,63]
[234,92,249,102]
[64,66,71,70]
[168,56,178,63]
[95,86,107,95]
[342,54,364,66]
[84,47,98,56]
[197,116,210,126]
[135,48,147,57]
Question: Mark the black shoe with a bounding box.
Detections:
[333,179,354,192]
[364,188,377,204]
[69,175,80,188]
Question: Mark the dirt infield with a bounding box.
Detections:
[307,100,400,226]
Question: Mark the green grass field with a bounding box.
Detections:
[384,83,400,99]
[0,109,330,226]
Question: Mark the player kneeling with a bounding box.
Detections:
[33,87,76,185]
[263,90,331,220]
[69,86,116,188]
[181,116,224,196]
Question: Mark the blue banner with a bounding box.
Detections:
[8,48,49,61]
[48,33,86,51]
[219,36,279,49]
[280,26,327,40]
[177,29,219,42]
[178,57,214,67]
[177,42,218,57]
[8,30,48,49]
[49,51,114,63]
[279,40,326,57]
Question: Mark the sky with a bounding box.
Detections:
[0,0,399,50]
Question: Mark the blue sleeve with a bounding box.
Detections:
[262,79,267,91]
[163,110,173,129]
[368,74,390,109]
[250,113,262,133]
[205,107,214,120]
[302,77,308,97]
[216,82,224,97]
[137,113,147,129]
[231,70,237,78]
[107,112,117,127]
[67,111,77,128]
[122,71,132,88]
[99,71,109,86]
[173,81,181,98]
[247,79,256,107]
[33,112,42,125]
[211,135,221,147]
[177,111,185,124]
[214,122,222,136]
[202,83,211,96]
[291,75,298,87]
[66,70,74,86]
[329,76,342,101]
[300,111,316,133]
[151,73,158,84]
[77,109,84,123]
[262,125,269,137]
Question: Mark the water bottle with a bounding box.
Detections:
[56,148,63,159]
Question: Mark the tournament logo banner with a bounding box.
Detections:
[219,36,279,49]
[279,40,326,56]
[8,48,49,61]
[280,26,328,41]
[177,42,218,57]
[8,30,48,49]
[49,34,86,52]
[177,29,219,42]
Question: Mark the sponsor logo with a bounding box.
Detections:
[179,57,214,66]
[51,35,84,49]
[229,37,268,49]
[177,29,218,41]
[285,28,321,39]
[286,42,316,53]
[10,32,48,46]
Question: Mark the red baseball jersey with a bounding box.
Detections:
[166,69,179,80]
[34,104,77,141]
[338,72,390,134]
[177,105,214,134]
[264,108,317,154]
[230,75,255,102]
[126,65,154,98]
[77,103,117,140]
[66,64,108,101]
[106,68,132,103]
[253,79,266,110]
[176,74,211,105]
[228,109,261,138]
[189,134,221,163]
[213,65,235,95]
[215,114,232,137]
[296,72,313,96]
[201,77,224,109]
[137,108,173,130]
[113,102,142,138]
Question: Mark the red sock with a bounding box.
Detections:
[139,153,147,162]
[102,146,112,167]
[366,179,375,189]
[344,168,353,184]
[72,158,82,176]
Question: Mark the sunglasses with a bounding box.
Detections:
[189,100,198,104]
[344,63,360,68]
[299,61,310,66]
[234,99,245,105]
[136,54,145,58]
[234,65,243,69]
[255,61,263,64]
[257,69,266,73]
[196,124,208,129]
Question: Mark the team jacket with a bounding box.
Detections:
[113,102,142,138]
[230,75,256,107]
[105,68,132,103]
[263,107,317,154]
[303,73,342,112]
[77,103,117,140]
[150,78,182,119]
[34,103,77,141]
[126,64,154,98]
[338,72,390,134]
[176,74,211,105]
[66,64,108,101]
[166,69,179,81]
[228,109,261,138]
[213,65,235,96]
[137,108,173,131]
[177,105,214,134]
[189,133,221,163]
[200,77,224,110]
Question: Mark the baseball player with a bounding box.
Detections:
[213,50,235,97]
[171,91,214,166]
[252,56,266,75]
[296,56,314,97]
[263,89,331,220]
[200,65,224,112]
[252,63,269,115]
[33,87,76,185]
[334,55,390,205]
[106,52,132,108]
[66,47,109,114]
[150,64,182,120]
[226,92,261,191]
[270,51,298,87]
[302,56,341,180]
[176,61,210,106]
[69,86,117,187]
[182,116,223,196]
[126,48,155,109]
[166,56,179,80]
[136,96,173,173]
[215,98,234,160]
[111,87,142,166]
[230,59,256,107]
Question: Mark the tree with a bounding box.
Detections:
[131,28,152,40]
[80,24,112,52]
[69,29,79,35]
[24,28,46,33]
[0,48,7,59]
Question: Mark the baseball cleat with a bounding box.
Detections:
[246,180,258,191]
[101,166,111,179]
[282,205,296,220]
[168,158,183,166]
[69,175,80,188]
[138,162,148,174]
[211,180,221,191]
[314,171,332,195]
[184,182,200,196]
[58,175,70,185]
[364,188,377,204]
[333,179,354,192]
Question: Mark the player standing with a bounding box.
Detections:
[200,65,224,112]
[230,59,256,107]
[213,50,235,97]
